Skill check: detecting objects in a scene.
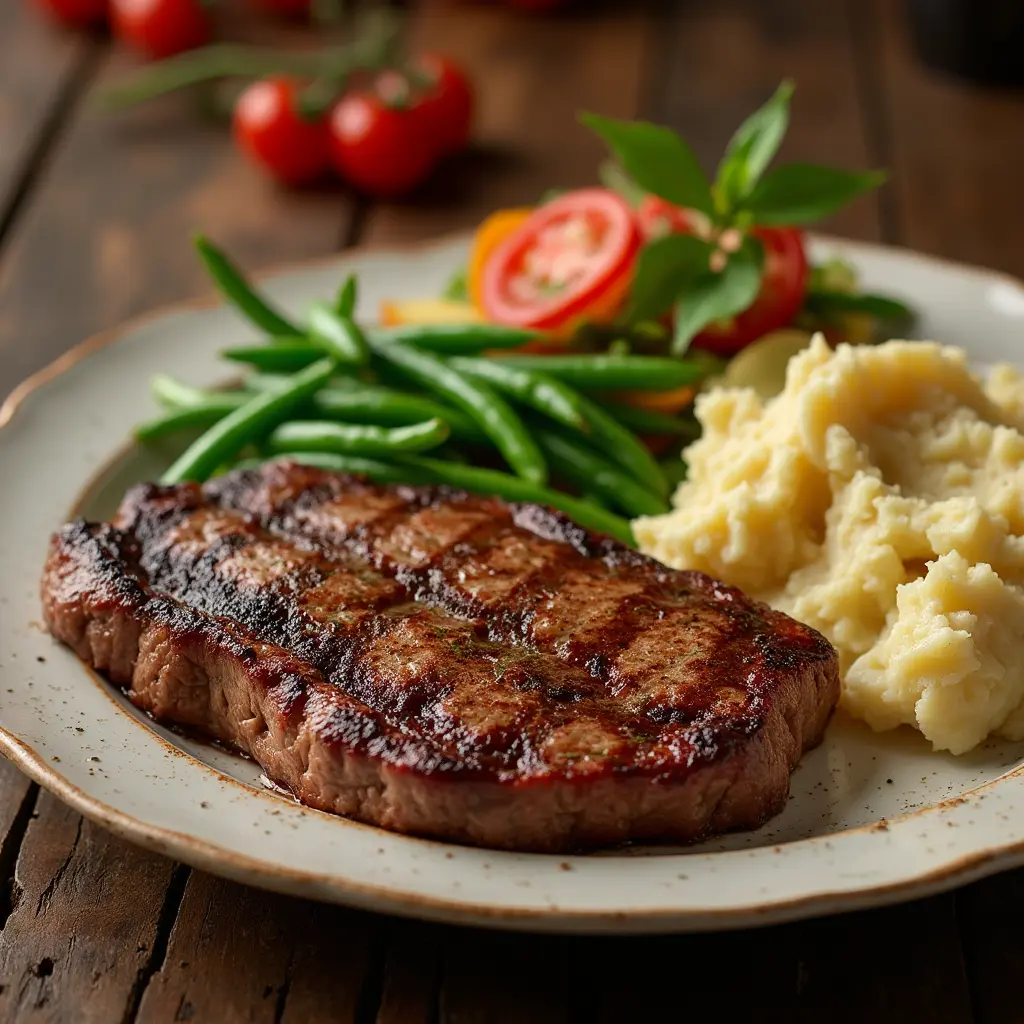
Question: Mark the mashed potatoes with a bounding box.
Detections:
[634,337,1024,754]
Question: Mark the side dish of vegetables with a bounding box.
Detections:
[141,236,720,547]
[139,86,915,547]
[382,81,915,420]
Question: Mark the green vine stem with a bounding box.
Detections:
[95,8,404,112]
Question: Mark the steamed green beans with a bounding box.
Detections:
[195,234,299,337]
[371,323,535,354]
[367,338,547,486]
[161,358,335,484]
[497,353,703,390]
[267,418,450,457]
[533,429,668,517]
[307,302,371,366]
[447,357,588,433]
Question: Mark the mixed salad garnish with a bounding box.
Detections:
[137,85,915,546]
[385,81,914,414]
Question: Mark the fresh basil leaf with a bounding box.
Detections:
[625,234,713,323]
[581,112,714,217]
[597,159,647,208]
[672,247,763,354]
[745,163,886,225]
[442,268,469,302]
[805,289,915,322]
[716,79,794,212]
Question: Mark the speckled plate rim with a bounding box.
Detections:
[2,232,1024,934]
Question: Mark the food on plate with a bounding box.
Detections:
[635,336,1024,755]
[41,462,839,851]
[387,80,914,398]
[131,235,719,539]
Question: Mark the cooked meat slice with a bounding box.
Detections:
[41,461,839,852]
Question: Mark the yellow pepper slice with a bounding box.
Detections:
[468,207,533,309]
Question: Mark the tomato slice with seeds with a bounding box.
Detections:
[480,189,641,332]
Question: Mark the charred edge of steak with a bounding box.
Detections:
[41,464,841,851]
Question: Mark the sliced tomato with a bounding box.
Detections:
[479,188,641,333]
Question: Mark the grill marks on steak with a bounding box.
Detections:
[42,462,840,851]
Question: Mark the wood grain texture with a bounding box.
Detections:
[0,31,353,401]
[958,872,1024,1024]
[0,790,179,1024]
[437,928,570,1024]
[360,4,657,245]
[790,898,974,1023]
[135,872,383,1023]
[375,923,440,1024]
[653,0,882,242]
[0,4,94,233]
[866,0,1024,275]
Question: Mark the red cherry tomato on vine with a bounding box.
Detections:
[480,188,641,332]
[376,56,473,158]
[33,0,108,28]
[232,77,329,187]
[111,0,210,59]
[637,196,809,355]
[327,92,436,198]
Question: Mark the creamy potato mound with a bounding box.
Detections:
[635,336,1024,754]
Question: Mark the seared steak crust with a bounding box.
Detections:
[41,462,839,852]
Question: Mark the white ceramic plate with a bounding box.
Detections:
[2,234,1024,934]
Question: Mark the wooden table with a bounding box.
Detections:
[1,1,1022,1020]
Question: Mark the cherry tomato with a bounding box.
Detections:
[480,188,641,332]
[249,0,309,16]
[111,0,210,59]
[327,91,436,198]
[376,56,473,159]
[33,0,108,28]
[232,77,329,187]
[694,226,808,356]
[410,55,474,156]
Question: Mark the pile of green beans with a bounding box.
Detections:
[141,235,707,547]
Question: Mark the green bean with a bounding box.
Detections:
[307,302,371,366]
[150,374,247,410]
[313,388,484,441]
[135,401,244,441]
[161,359,335,484]
[221,343,321,372]
[448,357,588,432]
[370,323,535,354]
[453,357,667,496]
[397,456,635,546]
[242,374,486,441]
[267,418,449,457]
[242,452,436,485]
[533,428,668,517]
[597,400,701,438]
[335,274,357,317]
[496,354,703,390]
[367,339,547,485]
[569,393,669,498]
[194,234,299,337]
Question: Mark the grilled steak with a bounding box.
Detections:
[41,461,839,852]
